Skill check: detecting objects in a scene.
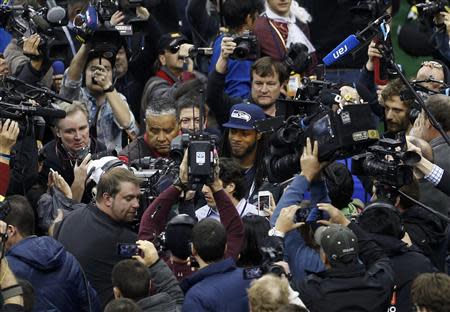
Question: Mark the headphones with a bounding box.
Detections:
[86,158,125,182]
[359,201,405,239]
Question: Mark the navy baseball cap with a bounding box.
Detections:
[222,103,266,130]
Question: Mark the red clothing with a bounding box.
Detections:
[254,16,317,72]
[0,162,10,196]
[138,185,245,278]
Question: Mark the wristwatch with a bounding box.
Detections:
[268,228,285,238]
[103,85,115,93]
[0,284,23,303]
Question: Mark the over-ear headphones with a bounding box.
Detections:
[359,201,405,239]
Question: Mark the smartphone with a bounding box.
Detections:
[258,191,271,211]
[243,267,263,280]
[117,243,139,258]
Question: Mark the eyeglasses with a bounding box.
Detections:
[421,61,443,69]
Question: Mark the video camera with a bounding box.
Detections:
[170,132,217,186]
[229,31,259,61]
[0,4,71,65]
[352,136,420,188]
[75,0,148,38]
[262,78,380,183]
[416,0,450,18]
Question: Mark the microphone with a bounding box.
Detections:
[31,14,51,32]
[52,60,65,75]
[322,35,360,66]
[322,14,391,66]
[46,0,66,23]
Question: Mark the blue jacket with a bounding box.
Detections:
[180,258,250,312]
[7,236,100,312]
[270,175,328,288]
[209,34,252,98]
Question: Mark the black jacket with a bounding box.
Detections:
[298,223,395,312]
[370,233,437,312]
[40,138,106,187]
[401,205,448,271]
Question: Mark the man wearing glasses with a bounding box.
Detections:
[140,33,205,126]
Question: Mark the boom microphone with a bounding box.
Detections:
[322,14,391,66]
[322,35,360,66]
[46,0,66,23]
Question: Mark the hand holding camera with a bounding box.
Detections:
[317,203,350,227]
[0,119,20,156]
[92,64,113,91]
[110,11,125,26]
[300,138,322,182]
[133,240,160,267]
[220,36,237,60]
[48,169,72,199]
[72,153,92,198]
[439,11,450,36]
[274,205,304,235]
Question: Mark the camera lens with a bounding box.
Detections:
[234,42,250,59]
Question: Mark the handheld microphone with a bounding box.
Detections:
[322,35,361,66]
[46,0,66,23]
[52,60,65,75]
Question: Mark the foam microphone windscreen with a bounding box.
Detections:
[52,60,65,75]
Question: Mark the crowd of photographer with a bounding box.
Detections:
[0,0,450,311]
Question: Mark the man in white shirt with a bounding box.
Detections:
[196,158,259,221]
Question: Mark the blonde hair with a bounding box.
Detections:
[55,101,89,128]
[248,274,290,312]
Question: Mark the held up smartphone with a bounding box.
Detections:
[117,243,139,258]
[257,191,271,211]
[243,267,263,280]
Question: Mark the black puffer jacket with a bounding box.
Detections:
[401,205,448,271]
[370,233,437,312]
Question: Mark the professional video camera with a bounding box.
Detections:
[0,4,71,65]
[416,0,450,18]
[352,136,420,200]
[74,0,148,37]
[170,132,217,186]
[262,78,379,183]
[229,31,259,61]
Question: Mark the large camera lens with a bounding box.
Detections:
[233,41,250,59]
